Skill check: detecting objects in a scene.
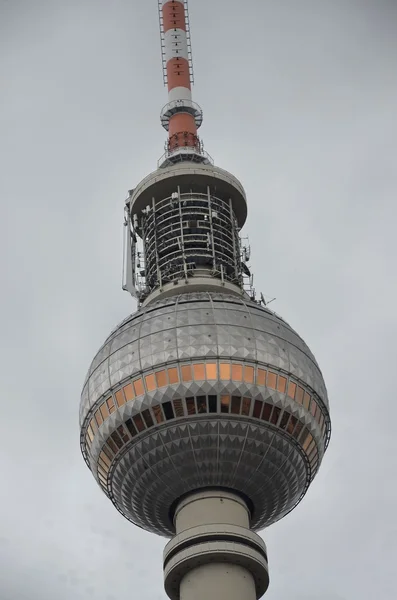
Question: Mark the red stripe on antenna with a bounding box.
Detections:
[162,1,187,32]
[166,57,191,91]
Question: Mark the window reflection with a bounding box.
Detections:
[133,414,146,432]
[206,363,217,379]
[87,425,94,442]
[253,399,263,418]
[163,401,174,420]
[221,395,230,413]
[220,363,231,380]
[270,406,281,425]
[241,397,251,416]
[100,404,109,420]
[277,376,287,394]
[100,451,111,468]
[262,403,272,422]
[288,382,296,399]
[145,373,156,392]
[117,425,130,444]
[197,396,207,413]
[98,467,107,480]
[257,369,266,386]
[168,367,179,384]
[279,411,290,430]
[123,384,134,402]
[156,370,168,387]
[267,372,277,390]
[133,378,144,396]
[152,404,164,423]
[110,431,123,450]
[125,418,137,437]
[295,386,304,404]
[244,366,254,383]
[193,364,205,381]
[173,398,184,417]
[308,443,317,460]
[115,384,125,407]
[98,457,109,475]
[181,365,192,382]
[302,430,313,451]
[95,409,103,427]
[103,445,114,461]
[293,421,303,440]
[208,395,217,413]
[186,397,196,415]
[231,364,243,381]
[231,396,241,414]
[303,391,311,410]
[306,439,316,455]
[142,409,154,428]
[107,397,116,413]
[287,415,297,435]
[104,442,116,458]
[89,418,97,434]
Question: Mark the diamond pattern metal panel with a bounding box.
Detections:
[80,291,330,536]
[107,417,309,537]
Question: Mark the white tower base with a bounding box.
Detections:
[163,490,269,600]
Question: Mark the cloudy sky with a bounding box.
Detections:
[1,0,396,598]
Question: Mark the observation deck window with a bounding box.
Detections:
[208,395,217,413]
[262,403,272,422]
[173,398,185,417]
[186,397,196,415]
[231,396,241,414]
[295,386,304,405]
[242,397,251,416]
[197,396,207,413]
[163,401,175,420]
[221,395,230,413]
[168,367,179,384]
[253,400,263,419]
[270,406,281,426]
[142,409,154,428]
[267,372,277,390]
[133,414,146,432]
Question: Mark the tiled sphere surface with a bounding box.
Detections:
[80,292,330,536]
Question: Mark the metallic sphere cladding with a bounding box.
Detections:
[80,292,330,537]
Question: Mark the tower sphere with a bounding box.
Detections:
[80,288,330,537]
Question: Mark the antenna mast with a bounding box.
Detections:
[158,0,208,167]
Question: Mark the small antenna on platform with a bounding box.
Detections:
[260,293,276,307]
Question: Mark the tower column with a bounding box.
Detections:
[163,490,269,600]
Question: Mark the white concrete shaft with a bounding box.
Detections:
[174,491,257,600]
[174,490,250,533]
[180,563,256,600]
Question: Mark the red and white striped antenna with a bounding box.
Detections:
[158,0,209,167]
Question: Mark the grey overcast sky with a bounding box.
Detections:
[1,0,396,598]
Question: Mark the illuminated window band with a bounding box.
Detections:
[83,362,328,493]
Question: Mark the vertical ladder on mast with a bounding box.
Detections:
[158,0,195,87]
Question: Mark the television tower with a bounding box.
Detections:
[80,1,331,599]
